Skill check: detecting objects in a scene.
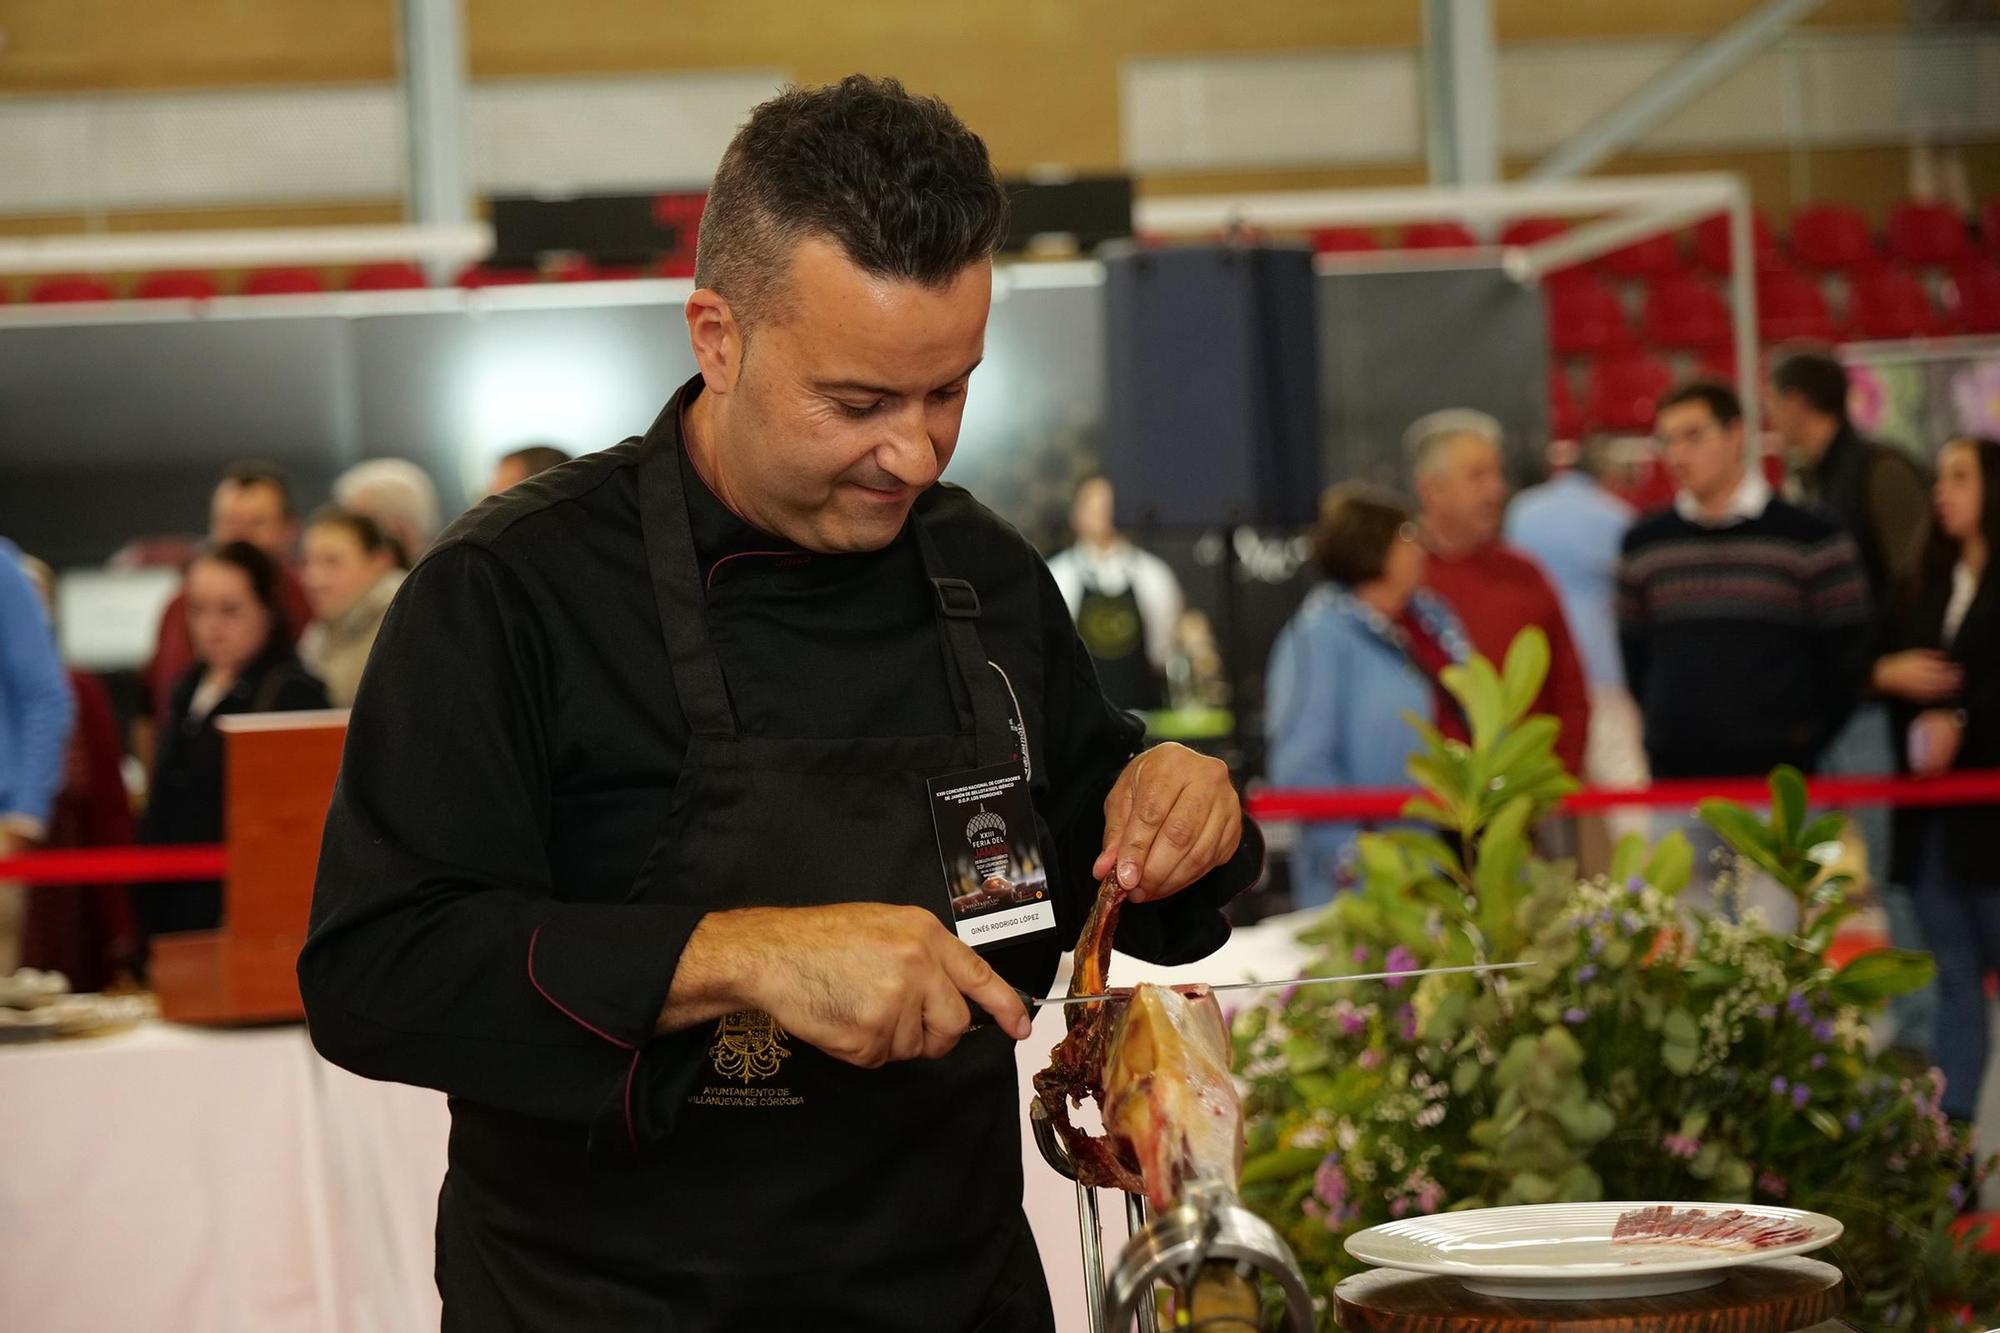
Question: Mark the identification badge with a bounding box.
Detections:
[927,761,1055,949]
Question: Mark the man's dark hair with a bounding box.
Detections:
[500,445,571,479]
[695,74,1009,329]
[1311,483,1415,588]
[1770,350,1850,421]
[1656,380,1743,429]
[219,460,295,518]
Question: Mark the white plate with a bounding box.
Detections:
[1345,1202,1843,1301]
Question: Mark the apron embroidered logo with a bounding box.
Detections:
[709,1009,791,1082]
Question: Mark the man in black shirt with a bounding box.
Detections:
[298,76,1262,1333]
[1769,349,1941,1053]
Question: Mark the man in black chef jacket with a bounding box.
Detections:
[299,74,1264,1333]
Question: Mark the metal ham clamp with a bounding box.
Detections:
[1030,876,1315,1333]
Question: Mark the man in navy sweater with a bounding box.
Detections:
[1618,382,1873,782]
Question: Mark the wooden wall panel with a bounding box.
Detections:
[0,1,397,91]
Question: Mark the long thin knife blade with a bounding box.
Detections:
[1022,959,1534,1008]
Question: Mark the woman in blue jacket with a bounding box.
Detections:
[1266,484,1470,907]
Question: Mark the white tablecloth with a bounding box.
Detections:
[2,914,1312,1333]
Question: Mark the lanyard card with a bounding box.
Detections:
[927,761,1055,949]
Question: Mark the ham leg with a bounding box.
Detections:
[1032,876,1246,1210]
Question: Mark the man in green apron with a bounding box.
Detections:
[300,74,1264,1332]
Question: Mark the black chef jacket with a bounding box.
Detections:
[298,376,1265,1329]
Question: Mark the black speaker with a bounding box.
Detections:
[1100,243,1322,530]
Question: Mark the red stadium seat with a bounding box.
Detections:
[1598,232,1683,279]
[1583,354,1673,434]
[1694,342,1754,383]
[1982,199,2000,254]
[657,253,699,279]
[1943,262,2000,335]
[1547,275,1635,357]
[456,264,540,288]
[346,263,429,291]
[1789,202,1879,272]
[1755,266,1836,343]
[30,274,115,303]
[1548,369,1584,441]
[1500,217,1567,248]
[1692,210,1780,273]
[1398,221,1478,250]
[1309,227,1379,254]
[549,257,646,282]
[1887,201,1976,267]
[133,271,218,301]
[1643,274,1732,350]
[242,267,326,296]
[1843,267,1941,340]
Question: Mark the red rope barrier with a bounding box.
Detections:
[4,770,2000,884]
[0,845,226,886]
[1247,768,2000,822]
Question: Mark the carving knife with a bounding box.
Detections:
[1018,959,1534,1008]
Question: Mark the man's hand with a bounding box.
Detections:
[660,903,1032,1066]
[1092,743,1243,904]
[1873,649,1963,703]
[1910,709,1965,777]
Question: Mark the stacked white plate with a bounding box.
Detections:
[1345,1202,1843,1300]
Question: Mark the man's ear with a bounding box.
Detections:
[685,288,744,393]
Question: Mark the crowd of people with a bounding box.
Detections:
[0,444,572,985]
[1264,348,2000,1136]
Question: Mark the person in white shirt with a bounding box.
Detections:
[1046,476,1184,712]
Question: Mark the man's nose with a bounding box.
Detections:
[877,411,942,488]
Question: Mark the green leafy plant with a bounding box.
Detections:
[1235,628,2000,1331]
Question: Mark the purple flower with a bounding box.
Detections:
[1786,993,1811,1020]
[1756,1004,1777,1020]
[1339,1010,1369,1037]
[1951,1183,1969,1210]
[1622,911,1646,933]
[1351,945,1371,965]
[1358,1048,1383,1070]
[1563,1007,1588,1026]
[1810,1053,1827,1071]
[1312,1154,1348,1211]
[1844,1111,1864,1133]
[1771,1076,1789,1096]
[1757,1171,1788,1200]
[1389,1197,1410,1219]
[1662,1134,1702,1160]
[1812,1020,1834,1043]
[1576,965,1598,984]
[1792,1084,1811,1108]
[1384,947,1419,988]
[1625,874,1645,895]
[1398,1005,1419,1041]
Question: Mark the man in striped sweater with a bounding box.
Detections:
[1618,382,1873,782]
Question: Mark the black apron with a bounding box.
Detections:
[1075,576,1159,712]
[436,439,1058,1332]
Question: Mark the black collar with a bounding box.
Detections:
[659,375,808,582]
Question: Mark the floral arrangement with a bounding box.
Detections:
[1234,630,2000,1330]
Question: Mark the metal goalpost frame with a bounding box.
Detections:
[1132,172,1763,444]
[0,223,495,278]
